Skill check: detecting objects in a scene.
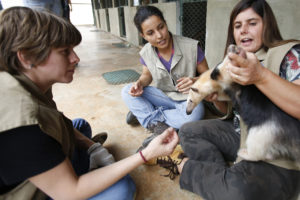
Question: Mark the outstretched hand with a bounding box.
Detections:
[143,128,179,160]
[227,51,267,86]
[129,81,144,96]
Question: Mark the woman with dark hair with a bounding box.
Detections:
[122,6,208,150]
[177,0,300,199]
[0,7,179,200]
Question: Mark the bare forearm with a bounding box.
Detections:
[138,74,152,87]
[73,128,94,150]
[30,129,179,200]
[31,154,144,200]
[192,58,209,83]
[256,68,300,119]
[75,153,143,199]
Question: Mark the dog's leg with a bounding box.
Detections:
[238,121,278,161]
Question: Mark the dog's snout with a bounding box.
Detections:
[227,44,238,54]
[186,99,194,115]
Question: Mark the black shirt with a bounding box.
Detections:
[0,125,65,194]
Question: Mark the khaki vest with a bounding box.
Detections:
[0,72,75,199]
[237,41,300,171]
[140,34,199,101]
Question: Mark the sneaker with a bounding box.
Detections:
[91,132,108,145]
[136,122,170,153]
[126,111,139,126]
[152,121,169,135]
[135,133,157,154]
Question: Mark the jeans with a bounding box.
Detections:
[121,84,205,129]
[72,118,136,200]
[23,0,63,17]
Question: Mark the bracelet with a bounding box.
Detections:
[139,150,147,163]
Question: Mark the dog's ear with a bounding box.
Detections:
[211,65,220,80]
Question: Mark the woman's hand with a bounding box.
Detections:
[176,77,194,94]
[227,51,267,86]
[128,80,144,97]
[142,128,179,161]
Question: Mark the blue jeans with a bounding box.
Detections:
[72,118,136,200]
[121,84,205,129]
[23,0,63,17]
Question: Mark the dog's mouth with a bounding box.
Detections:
[186,99,195,115]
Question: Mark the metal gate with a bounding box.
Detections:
[180,0,207,51]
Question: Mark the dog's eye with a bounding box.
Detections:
[191,87,198,93]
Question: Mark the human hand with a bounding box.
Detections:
[128,81,144,96]
[142,128,179,161]
[227,51,267,86]
[87,143,115,170]
[176,77,194,94]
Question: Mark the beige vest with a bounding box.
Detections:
[140,34,199,101]
[0,72,75,199]
[237,41,300,171]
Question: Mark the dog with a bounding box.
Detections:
[186,44,300,164]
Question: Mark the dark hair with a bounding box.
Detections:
[224,0,285,56]
[0,6,82,74]
[133,6,166,34]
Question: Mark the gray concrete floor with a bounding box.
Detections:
[53,25,203,200]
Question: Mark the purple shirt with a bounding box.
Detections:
[140,45,204,73]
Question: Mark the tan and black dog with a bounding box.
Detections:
[186,45,300,164]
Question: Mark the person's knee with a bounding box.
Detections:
[116,175,136,200]
[72,118,89,127]
[88,175,136,200]
[194,102,205,119]
[179,121,198,137]
[121,84,132,99]
[72,118,92,138]
[186,101,205,121]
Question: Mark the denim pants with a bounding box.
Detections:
[179,119,300,200]
[121,84,205,129]
[23,0,63,17]
[71,118,136,200]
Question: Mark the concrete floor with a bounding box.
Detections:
[53,25,203,200]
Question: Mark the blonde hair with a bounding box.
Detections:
[0,6,82,74]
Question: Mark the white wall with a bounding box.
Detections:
[124,6,140,46]
[1,0,23,8]
[108,8,120,37]
[70,0,94,25]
